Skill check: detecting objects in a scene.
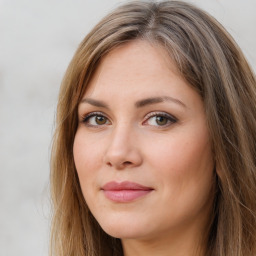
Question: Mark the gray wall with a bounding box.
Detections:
[1,0,255,255]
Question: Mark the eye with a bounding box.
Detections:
[82,112,111,126]
[144,112,177,127]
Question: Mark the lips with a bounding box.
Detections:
[101,181,153,203]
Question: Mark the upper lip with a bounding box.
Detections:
[102,181,153,191]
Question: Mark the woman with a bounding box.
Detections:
[50,1,256,256]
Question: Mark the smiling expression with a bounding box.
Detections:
[73,40,215,243]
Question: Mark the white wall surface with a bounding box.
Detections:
[0,0,255,255]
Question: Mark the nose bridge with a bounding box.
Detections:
[108,122,134,156]
[104,121,142,169]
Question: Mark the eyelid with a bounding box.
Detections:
[81,111,111,126]
[143,111,178,126]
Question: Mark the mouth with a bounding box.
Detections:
[101,181,154,203]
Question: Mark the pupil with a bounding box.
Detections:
[96,116,106,124]
[156,116,167,125]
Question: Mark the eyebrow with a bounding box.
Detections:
[135,96,186,108]
[80,96,186,109]
[80,98,110,109]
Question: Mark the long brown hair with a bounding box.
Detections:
[50,1,256,255]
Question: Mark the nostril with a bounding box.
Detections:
[123,161,132,166]
[107,162,112,167]
[106,160,132,168]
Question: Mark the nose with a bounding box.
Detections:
[103,125,143,170]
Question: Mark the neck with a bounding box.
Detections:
[122,228,207,256]
[121,207,212,256]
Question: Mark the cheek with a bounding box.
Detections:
[147,132,213,173]
[73,132,104,214]
[146,129,214,203]
[73,131,102,187]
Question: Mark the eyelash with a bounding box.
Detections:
[81,111,177,128]
[81,112,110,127]
[143,112,177,127]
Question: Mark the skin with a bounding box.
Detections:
[73,40,215,256]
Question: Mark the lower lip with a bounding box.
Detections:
[103,190,152,203]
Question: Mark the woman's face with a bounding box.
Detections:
[73,40,215,242]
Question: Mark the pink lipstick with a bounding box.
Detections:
[102,181,153,203]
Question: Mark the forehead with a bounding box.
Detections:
[84,40,184,97]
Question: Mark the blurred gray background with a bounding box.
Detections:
[0,0,255,255]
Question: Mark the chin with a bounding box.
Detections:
[97,215,150,239]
